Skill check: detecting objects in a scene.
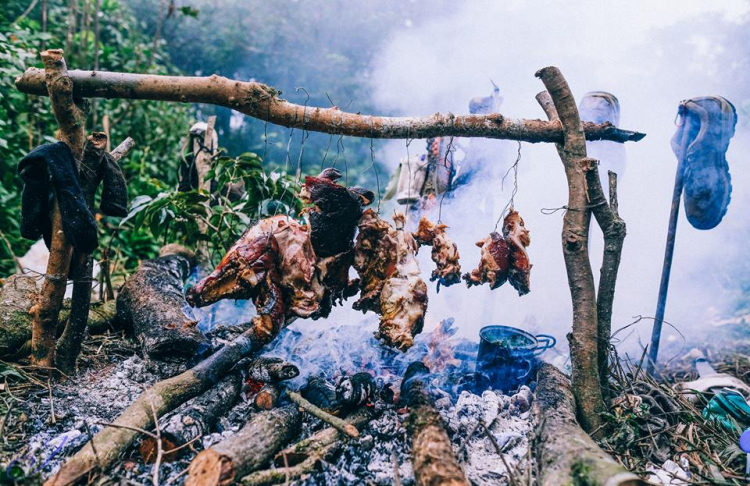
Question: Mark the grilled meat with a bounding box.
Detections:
[462,210,531,295]
[379,213,428,350]
[353,209,399,314]
[301,168,372,258]
[412,217,461,289]
[463,232,510,290]
[503,210,531,295]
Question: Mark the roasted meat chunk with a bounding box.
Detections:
[301,168,372,258]
[379,213,428,350]
[353,210,427,350]
[353,209,399,314]
[412,217,461,289]
[463,210,531,295]
[503,210,532,295]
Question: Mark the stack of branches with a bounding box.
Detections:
[600,350,747,484]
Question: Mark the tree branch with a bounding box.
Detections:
[15,68,646,143]
[29,49,87,368]
[535,69,605,434]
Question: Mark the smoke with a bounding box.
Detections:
[360,0,750,357]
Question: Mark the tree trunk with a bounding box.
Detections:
[535,68,605,433]
[533,363,645,486]
[186,405,301,486]
[29,49,87,368]
[45,322,282,486]
[400,362,469,486]
[115,245,208,360]
[55,132,107,374]
[139,373,243,462]
[15,68,645,144]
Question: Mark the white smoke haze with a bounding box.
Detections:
[201,1,750,364]
[362,0,750,359]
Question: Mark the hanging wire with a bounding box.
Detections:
[493,141,522,232]
[403,133,413,219]
[320,134,334,171]
[274,87,310,220]
[437,136,455,224]
[369,136,382,213]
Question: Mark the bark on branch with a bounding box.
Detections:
[29,49,87,368]
[535,69,605,434]
[533,363,645,486]
[15,68,646,144]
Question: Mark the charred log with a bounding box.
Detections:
[534,363,645,486]
[139,373,243,462]
[186,405,301,486]
[301,376,343,413]
[117,244,208,360]
[335,372,377,408]
[240,406,376,486]
[400,362,470,486]
[253,383,281,410]
[242,357,300,383]
[46,323,282,486]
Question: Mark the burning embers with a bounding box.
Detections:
[464,209,532,295]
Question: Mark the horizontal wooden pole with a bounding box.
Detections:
[16,67,646,144]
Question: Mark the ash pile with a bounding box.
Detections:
[11,319,536,486]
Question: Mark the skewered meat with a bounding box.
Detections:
[503,210,532,295]
[463,210,531,295]
[377,213,428,350]
[353,209,399,314]
[412,217,461,289]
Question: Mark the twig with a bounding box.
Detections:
[392,449,402,486]
[287,391,359,438]
[145,387,163,486]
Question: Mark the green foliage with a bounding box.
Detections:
[122,152,302,263]
[0,0,193,277]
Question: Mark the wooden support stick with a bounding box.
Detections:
[29,49,87,368]
[15,67,646,144]
[287,390,359,438]
[535,70,605,434]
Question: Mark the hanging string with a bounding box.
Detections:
[403,133,413,219]
[540,200,607,215]
[274,88,309,220]
[369,136,382,213]
[437,136,455,224]
[493,141,522,232]
[320,134,334,171]
[294,87,310,182]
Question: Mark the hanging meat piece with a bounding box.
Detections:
[378,213,428,351]
[463,232,510,290]
[301,168,372,258]
[352,209,399,314]
[187,232,287,342]
[462,209,531,295]
[412,217,461,289]
[188,215,324,322]
[301,168,372,316]
[503,210,532,295]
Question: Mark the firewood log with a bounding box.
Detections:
[534,363,646,486]
[139,373,243,462]
[240,406,376,486]
[116,244,208,360]
[186,405,301,486]
[242,357,299,383]
[0,277,118,360]
[253,383,281,410]
[400,362,470,486]
[46,322,281,486]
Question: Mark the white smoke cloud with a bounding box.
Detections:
[352,0,750,358]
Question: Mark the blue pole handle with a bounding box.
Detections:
[534,334,557,356]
